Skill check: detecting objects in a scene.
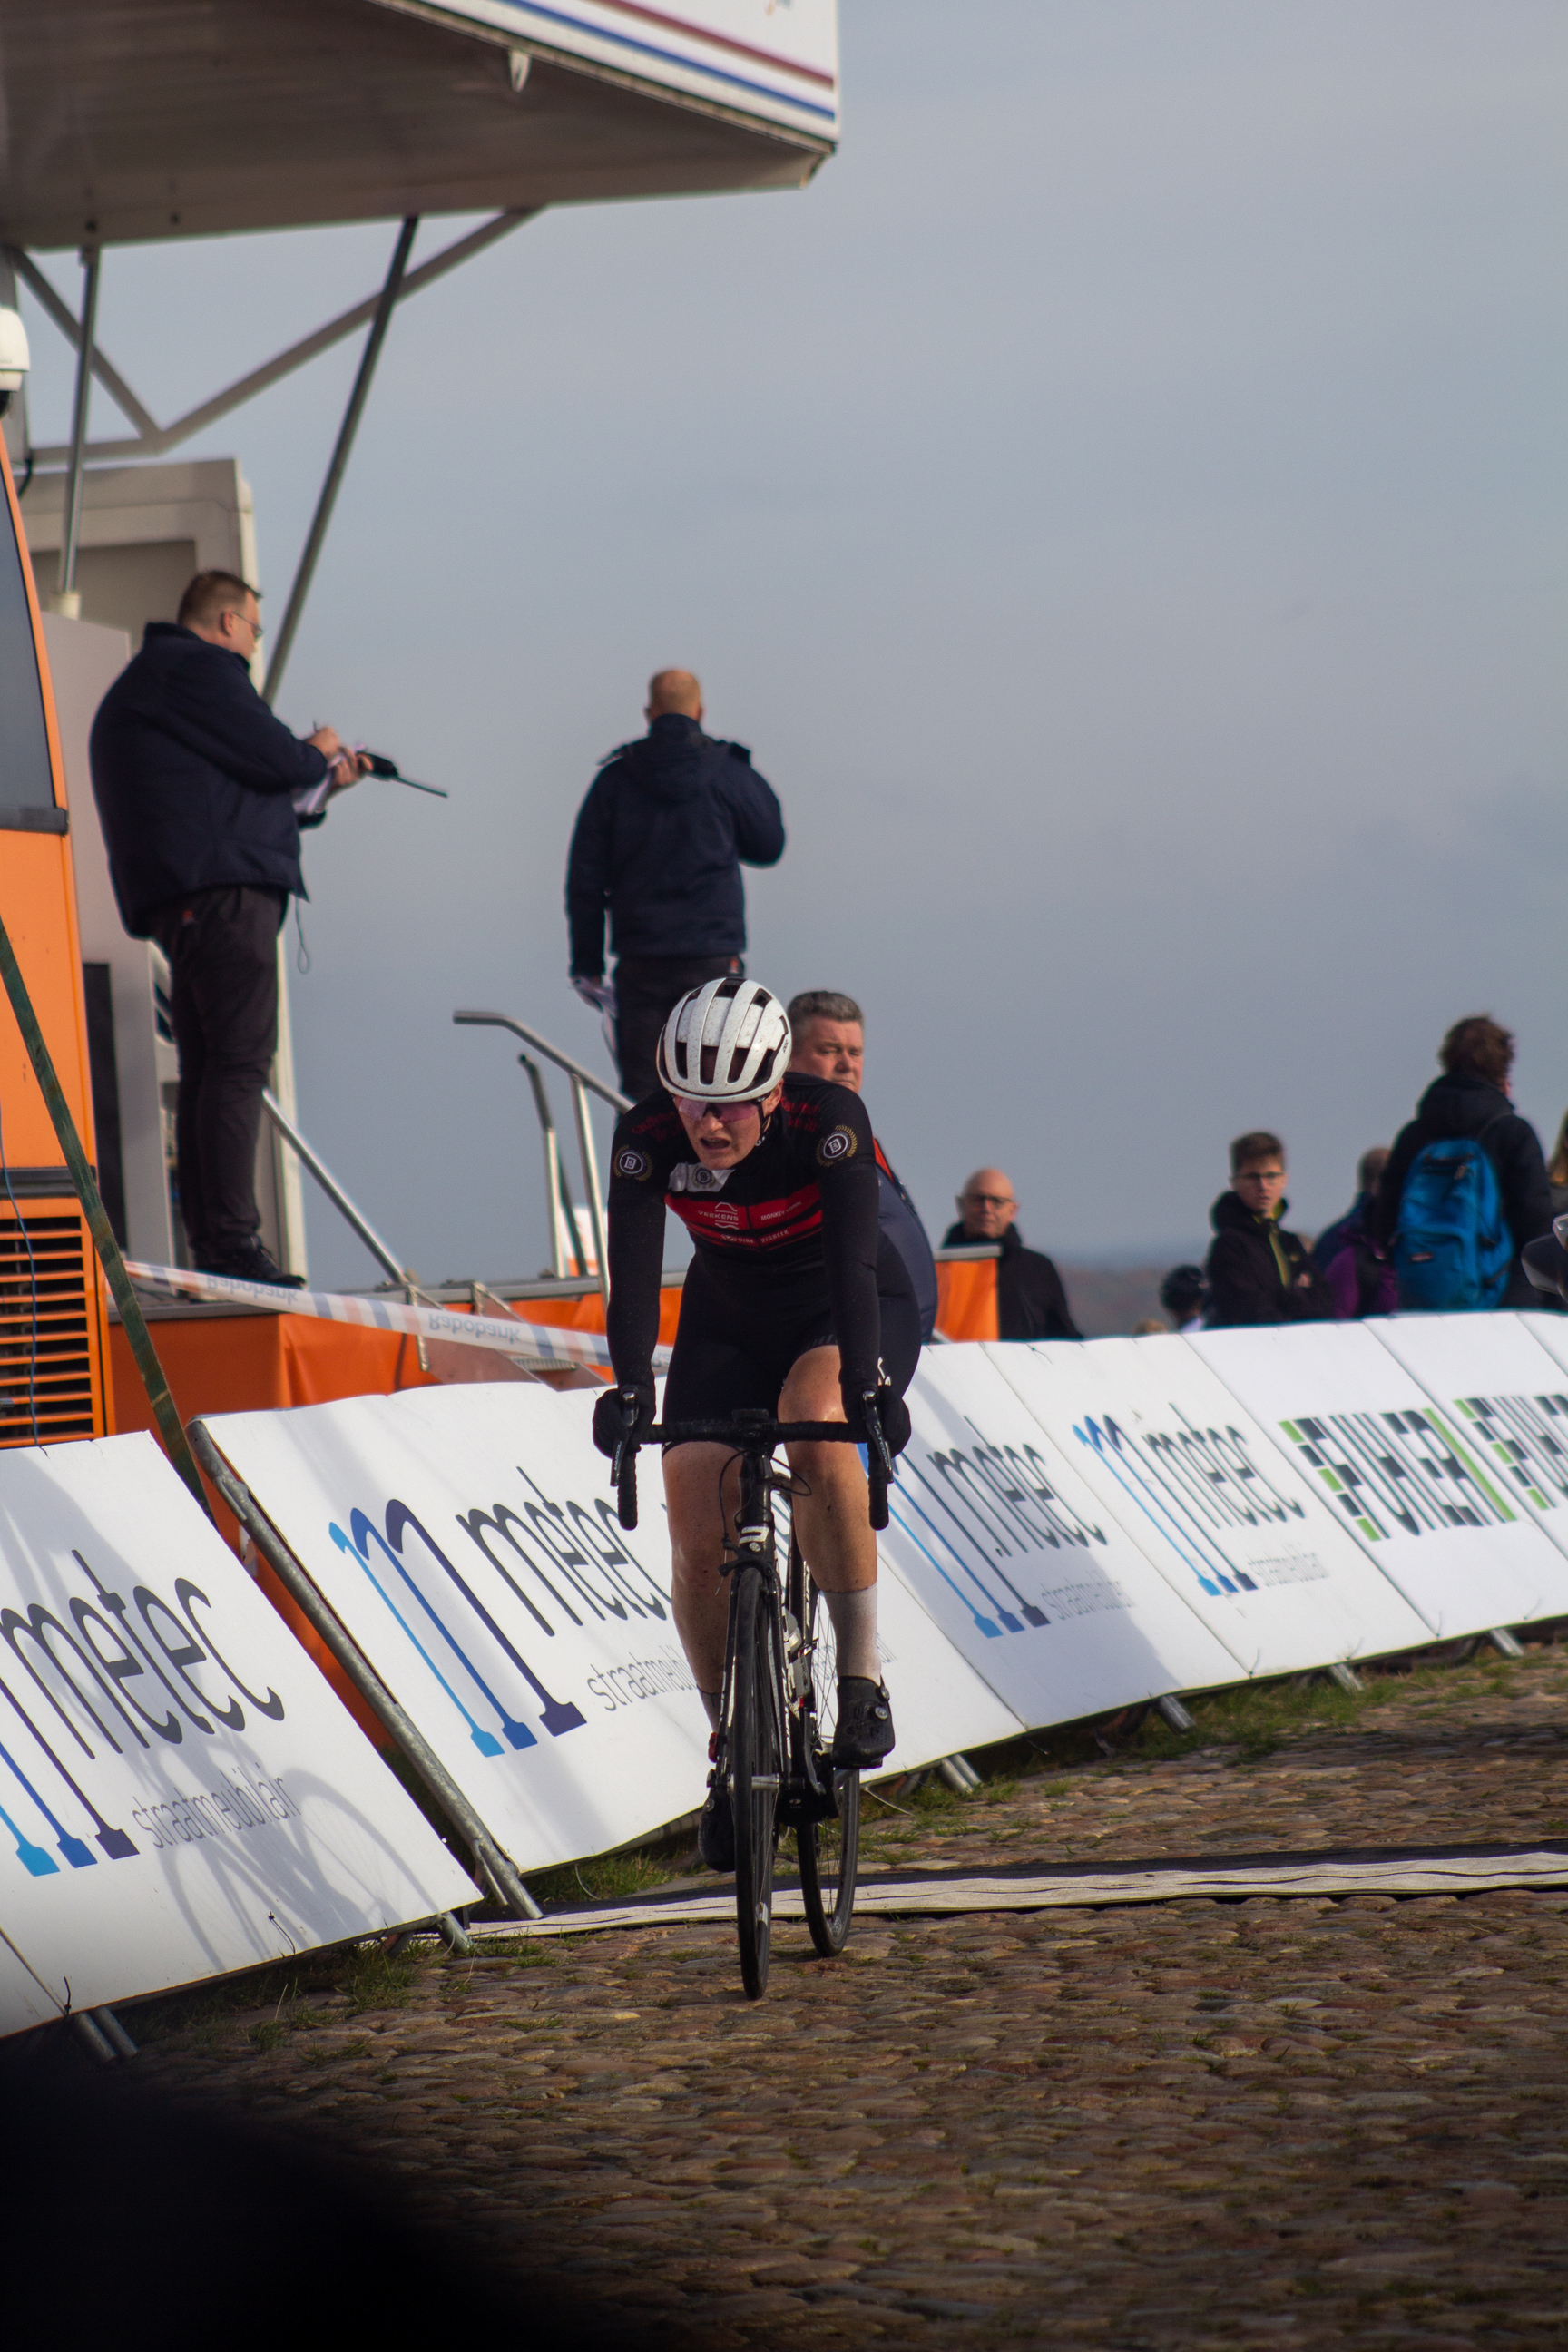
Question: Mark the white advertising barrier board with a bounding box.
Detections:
[1191,1322,1568,1638]
[201,1382,1010,1878]
[885,1350,1243,1726]
[1367,1314,1568,1593]
[0,1435,475,2035]
[989,1338,1434,1675]
[1521,1311,1568,1417]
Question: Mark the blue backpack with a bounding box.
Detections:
[1392,1116,1512,1311]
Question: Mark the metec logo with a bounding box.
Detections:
[817,1127,858,1168]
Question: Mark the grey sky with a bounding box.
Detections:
[21,0,1568,1287]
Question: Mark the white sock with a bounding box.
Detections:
[823,1585,880,1682]
[699,1689,722,1732]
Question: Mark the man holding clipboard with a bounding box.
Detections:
[90,569,368,1286]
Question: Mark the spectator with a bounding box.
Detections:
[941,1170,1081,1341]
[1548,1110,1568,1225]
[1160,1264,1208,1334]
[1372,1014,1554,1310]
[89,569,367,1283]
[1132,1317,1169,1337]
[565,669,785,1102]
[1204,1132,1332,1328]
[1313,1146,1396,1320]
[788,990,937,1343]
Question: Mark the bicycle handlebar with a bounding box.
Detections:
[611,1402,894,1534]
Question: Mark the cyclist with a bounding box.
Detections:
[592,976,918,1868]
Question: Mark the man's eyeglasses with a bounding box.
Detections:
[674,1095,758,1125]
[224,609,264,640]
[965,1192,1014,1209]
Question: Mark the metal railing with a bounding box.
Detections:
[260,1088,416,1290]
[454,1012,629,1308]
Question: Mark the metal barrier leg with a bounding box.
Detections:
[1486,1628,1525,1660]
[1156,1693,1195,1732]
[73,2012,118,2064]
[937,1754,983,1793]
[94,2006,138,2059]
[437,1912,475,1956]
[1326,1661,1365,1694]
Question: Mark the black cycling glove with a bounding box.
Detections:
[592,1382,655,1461]
[842,1376,911,1461]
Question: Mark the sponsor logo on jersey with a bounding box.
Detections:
[817,1126,858,1168]
[669,1162,731,1195]
[614,1146,652,1181]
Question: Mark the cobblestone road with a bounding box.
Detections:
[133,1648,1568,2347]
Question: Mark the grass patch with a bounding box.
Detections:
[526,1850,677,1908]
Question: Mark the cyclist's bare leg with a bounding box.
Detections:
[662,1443,741,1694]
[779,1345,877,1594]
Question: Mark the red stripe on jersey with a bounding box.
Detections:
[667,1179,823,1251]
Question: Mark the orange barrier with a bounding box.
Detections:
[935,1257,999,1343]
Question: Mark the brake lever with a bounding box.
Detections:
[860,1391,894,1534]
[611,1391,642,1530]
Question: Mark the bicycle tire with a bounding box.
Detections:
[730,1563,782,2000]
[791,1535,860,1955]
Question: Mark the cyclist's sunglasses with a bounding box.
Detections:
[672,1094,760,1125]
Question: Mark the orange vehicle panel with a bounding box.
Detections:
[0,436,111,1445]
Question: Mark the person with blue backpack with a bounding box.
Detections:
[1372,1015,1555,1312]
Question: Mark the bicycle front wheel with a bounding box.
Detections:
[730,1565,782,1999]
[794,1559,860,1954]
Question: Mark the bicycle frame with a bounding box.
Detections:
[612,1407,885,1994]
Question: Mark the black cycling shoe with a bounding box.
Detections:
[832,1677,896,1768]
[697,1781,735,1873]
[200,1240,306,1289]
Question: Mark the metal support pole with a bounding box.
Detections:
[1156,1693,1195,1733]
[1326,1661,1365,1695]
[93,2005,138,2059]
[264,216,418,705]
[937,1753,982,1794]
[260,1088,410,1288]
[73,2011,118,2063]
[521,1054,583,1279]
[53,246,100,614]
[0,907,212,1516]
[1486,1627,1525,1660]
[571,1074,611,1310]
[190,1425,543,1921]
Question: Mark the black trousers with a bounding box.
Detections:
[612,952,741,1103]
[152,886,285,1261]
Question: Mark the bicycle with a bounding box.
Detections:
[612,1401,894,1999]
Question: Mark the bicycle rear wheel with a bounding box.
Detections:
[792,1539,860,1955]
[730,1563,782,1999]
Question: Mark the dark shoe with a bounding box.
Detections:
[199,1240,307,1290]
[697,1780,735,1873]
[833,1677,896,1768]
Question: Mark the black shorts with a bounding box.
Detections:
[662,1252,922,1445]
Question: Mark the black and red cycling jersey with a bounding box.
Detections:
[605,1073,897,1400]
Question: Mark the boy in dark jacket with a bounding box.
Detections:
[1205,1131,1333,1328]
[1371,1015,1554,1309]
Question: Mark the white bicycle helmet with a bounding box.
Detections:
[656,977,791,1104]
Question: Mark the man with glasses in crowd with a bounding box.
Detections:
[91,569,368,1284]
[942,1167,1082,1340]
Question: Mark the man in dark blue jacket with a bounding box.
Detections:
[90,569,366,1283]
[565,670,785,1101]
[787,989,938,1342]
